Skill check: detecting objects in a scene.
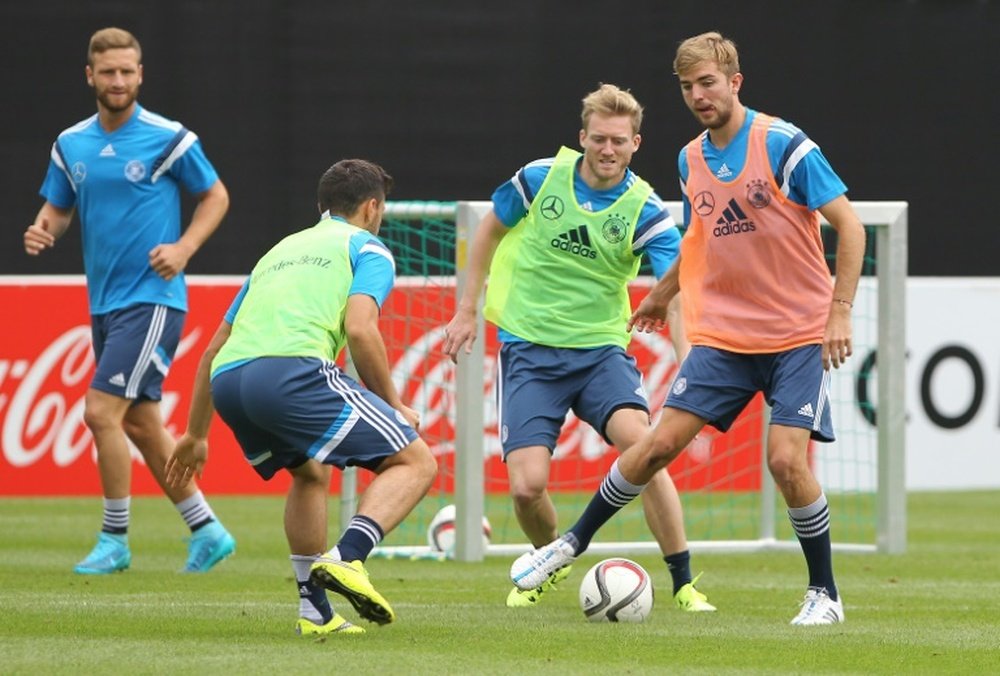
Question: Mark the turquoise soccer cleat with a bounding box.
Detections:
[74,532,131,575]
[183,521,236,573]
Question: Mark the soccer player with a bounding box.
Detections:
[23,27,235,574]
[510,32,867,626]
[444,84,714,612]
[165,159,438,636]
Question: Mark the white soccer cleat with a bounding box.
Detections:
[790,587,845,625]
[510,536,577,591]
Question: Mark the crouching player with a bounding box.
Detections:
[166,159,437,635]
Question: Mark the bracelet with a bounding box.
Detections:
[832,298,853,308]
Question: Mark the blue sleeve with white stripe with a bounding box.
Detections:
[39,141,77,209]
[785,148,847,211]
[678,147,692,229]
[641,227,680,279]
[632,190,680,279]
[491,158,553,227]
[166,135,219,195]
[348,231,396,307]
[766,119,847,210]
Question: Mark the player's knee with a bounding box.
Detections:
[508,478,545,507]
[289,458,329,487]
[82,401,120,435]
[121,418,155,447]
[767,450,807,486]
[407,439,437,488]
[646,432,684,469]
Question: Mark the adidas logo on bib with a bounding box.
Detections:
[550,225,597,260]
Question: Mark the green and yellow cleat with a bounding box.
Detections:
[506,564,573,608]
[674,572,717,612]
[295,613,365,636]
[310,557,396,625]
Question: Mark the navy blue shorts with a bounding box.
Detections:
[211,357,419,480]
[666,344,835,442]
[90,303,184,402]
[496,342,648,458]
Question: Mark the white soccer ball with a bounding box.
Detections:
[579,558,654,623]
[426,504,492,554]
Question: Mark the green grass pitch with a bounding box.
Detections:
[1,491,998,674]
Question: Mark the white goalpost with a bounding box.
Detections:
[358,200,907,561]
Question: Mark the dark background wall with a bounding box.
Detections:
[3,0,996,276]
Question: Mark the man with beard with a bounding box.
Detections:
[510,32,866,626]
[23,27,234,575]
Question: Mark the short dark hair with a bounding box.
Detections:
[317,159,393,216]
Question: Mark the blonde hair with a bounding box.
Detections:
[581,83,644,134]
[673,31,740,78]
[88,27,142,65]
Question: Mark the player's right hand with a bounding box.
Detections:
[627,293,670,333]
[165,434,208,488]
[24,218,55,255]
[443,306,477,363]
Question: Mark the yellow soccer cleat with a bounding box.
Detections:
[296,612,366,636]
[674,572,717,612]
[310,557,396,625]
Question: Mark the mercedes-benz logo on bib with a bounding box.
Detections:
[539,195,564,220]
[693,191,715,217]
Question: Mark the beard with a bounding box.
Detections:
[96,87,138,114]
[689,97,734,130]
[704,105,733,130]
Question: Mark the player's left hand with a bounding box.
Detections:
[399,404,421,430]
[443,306,477,364]
[822,302,854,370]
[149,242,193,280]
[165,434,208,488]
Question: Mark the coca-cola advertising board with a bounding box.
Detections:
[1,277,762,496]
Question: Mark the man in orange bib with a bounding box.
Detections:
[510,31,866,626]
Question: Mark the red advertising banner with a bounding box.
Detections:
[1,277,762,496]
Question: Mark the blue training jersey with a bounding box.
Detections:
[677,108,847,228]
[492,156,680,343]
[39,104,220,315]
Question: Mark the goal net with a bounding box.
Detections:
[350,200,906,560]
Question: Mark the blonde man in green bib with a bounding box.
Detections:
[443,84,713,612]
